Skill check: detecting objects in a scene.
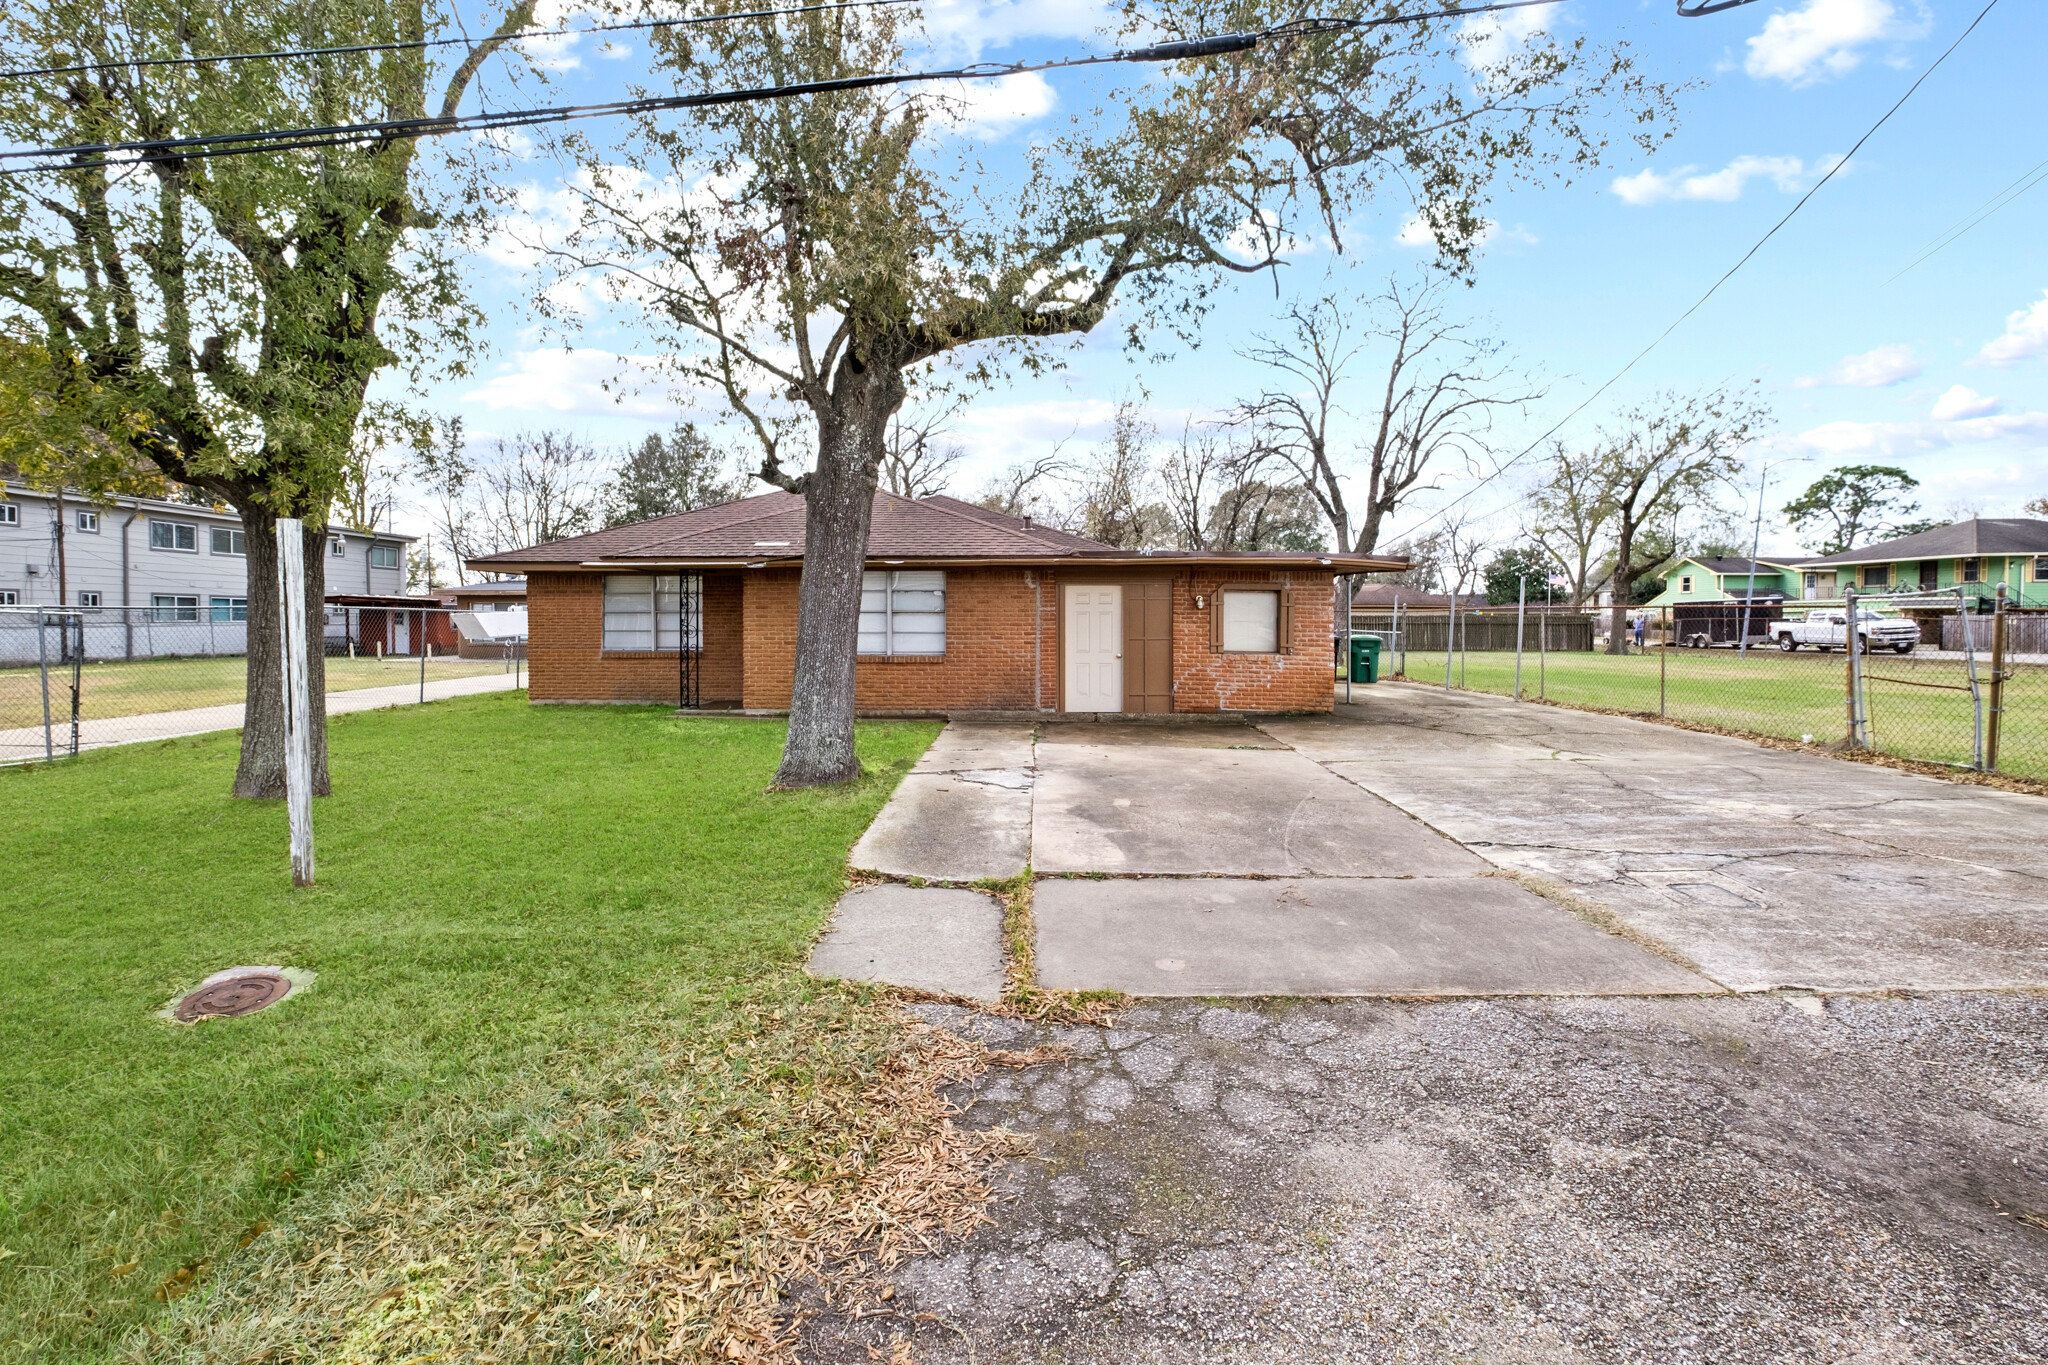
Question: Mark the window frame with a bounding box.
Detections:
[209,596,248,622]
[1862,564,1890,588]
[330,535,347,557]
[151,593,199,621]
[0,503,16,526]
[0,589,17,604]
[76,509,100,533]
[79,591,102,607]
[858,569,947,657]
[368,543,400,570]
[210,526,247,556]
[600,574,702,653]
[1219,588,1284,654]
[149,518,198,552]
[1961,557,1982,584]
[1679,574,1694,594]
[2031,555,2047,583]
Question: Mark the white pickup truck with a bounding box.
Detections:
[1774,609,1921,654]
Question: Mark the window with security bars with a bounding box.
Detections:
[602,574,702,651]
[859,570,945,655]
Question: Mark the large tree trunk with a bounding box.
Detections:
[236,510,333,798]
[773,425,879,788]
[771,354,905,789]
[1605,520,1635,657]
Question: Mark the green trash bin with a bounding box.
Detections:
[1348,634,1381,684]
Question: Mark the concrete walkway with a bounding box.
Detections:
[0,670,521,761]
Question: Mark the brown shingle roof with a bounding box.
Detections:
[467,491,1408,573]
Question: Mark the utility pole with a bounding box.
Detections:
[1738,456,1807,660]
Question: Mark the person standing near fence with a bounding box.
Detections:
[1633,614,1646,653]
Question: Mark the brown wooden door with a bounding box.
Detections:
[1123,580,1173,713]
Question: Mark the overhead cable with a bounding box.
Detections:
[0,0,1573,176]
[1395,0,2003,541]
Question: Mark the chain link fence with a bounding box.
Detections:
[1356,590,2045,781]
[1,605,525,766]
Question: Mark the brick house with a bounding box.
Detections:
[469,491,1402,715]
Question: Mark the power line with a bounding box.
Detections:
[1885,153,2048,285]
[1398,0,2003,541]
[0,0,1572,176]
[0,0,919,82]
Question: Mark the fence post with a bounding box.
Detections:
[419,619,427,705]
[1394,600,1403,678]
[68,622,82,757]
[1988,585,2008,772]
[1960,589,1984,770]
[1843,587,1862,748]
[37,612,53,763]
[1444,592,1456,690]
[1514,577,1526,702]
[1658,606,1667,717]
[277,519,316,887]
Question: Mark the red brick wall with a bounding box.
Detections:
[531,563,1334,714]
[741,566,1051,712]
[526,570,743,705]
[1169,570,1334,714]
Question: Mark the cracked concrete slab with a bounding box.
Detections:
[1032,736,1488,877]
[1260,687,2048,992]
[1034,876,1715,996]
[807,884,1005,1001]
[794,995,2048,1364]
[850,723,1034,881]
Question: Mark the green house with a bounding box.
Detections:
[1644,556,1800,608]
[1790,517,2048,606]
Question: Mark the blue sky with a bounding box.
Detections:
[396,0,2048,560]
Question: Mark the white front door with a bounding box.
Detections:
[1064,585,1123,713]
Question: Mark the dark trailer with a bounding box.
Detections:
[1674,595,1787,647]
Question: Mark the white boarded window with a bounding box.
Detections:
[1221,590,1280,653]
[859,570,946,656]
[602,574,701,651]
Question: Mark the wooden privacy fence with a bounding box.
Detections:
[1352,610,1596,654]
[1944,612,2048,654]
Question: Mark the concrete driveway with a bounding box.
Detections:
[800,694,2048,1361]
[820,686,2048,999]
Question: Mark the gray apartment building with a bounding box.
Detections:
[1,483,413,660]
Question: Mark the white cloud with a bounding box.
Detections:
[1781,410,2048,460]
[1460,2,1553,70]
[464,348,686,418]
[1610,154,1835,206]
[1791,343,1921,389]
[1977,290,2048,366]
[1744,0,1928,86]
[1395,215,1536,249]
[929,72,1057,136]
[1931,385,2000,420]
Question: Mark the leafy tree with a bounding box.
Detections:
[1781,464,1928,554]
[1075,401,1171,549]
[0,0,531,796]
[1525,440,1611,605]
[1206,482,1326,551]
[531,3,1673,785]
[603,423,749,527]
[1239,280,1537,555]
[2026,495,2048,517]
[1483,546,1549,605]
[1576,389,1767,653]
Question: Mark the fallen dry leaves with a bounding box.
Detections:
[136,979,1046,1364]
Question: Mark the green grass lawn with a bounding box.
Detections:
[0,655,510,730]
[0,694,938,1358]
[1389,647,2047,779]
